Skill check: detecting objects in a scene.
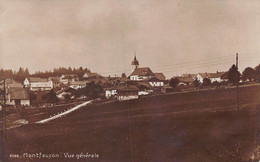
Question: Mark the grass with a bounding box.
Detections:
[1,85,260,161]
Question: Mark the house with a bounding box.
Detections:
[24,77,53,91]
[208,71,227,82]
[104,87,119,99]
[83,72,101,79]
[69,81,88,90]
[49,77,62,88]
[0,87,30,107]
[177,76,194,85]
[129,67,155,81]
[147,77,164,87]
[107,76,129,85]
[56,88,76,99]
[84,77,108,85]
[181,74,197,80]
[59,74,79,85]
[117,87,138,101]
[197,71,227,83]
[0,78,23,89]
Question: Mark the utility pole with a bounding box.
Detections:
[3,78,7,140]
[236,53,239,113]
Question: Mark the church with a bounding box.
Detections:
[129,55,166,82]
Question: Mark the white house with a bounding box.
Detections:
[147,77,164,87]
[24,77,53,91]
[104,88,118,99]
[197,72,227,83]
[69,81,88,90]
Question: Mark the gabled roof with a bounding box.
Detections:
[26,77,49,82]
[181,74,197,79]
[129,67,154,76]
[6,88,30,100]
[198,72,227,79]
[154,73,166,80]
[177,77,194,83]
[146,77,162,82]
[49,77,60,83]
[208,72,226,78]
[69,81,88,86]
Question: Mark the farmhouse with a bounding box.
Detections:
[59,74,79,85]
[181,74,197,80]
[24,77,53,91]
[69,81,88,90]
[49,77,62,88]
[0,78,23,89]
[197,71,227,83]
[0,87,30,107]
[117,87,138,101]
[147,77,164,87]
[83,72,101,79]
[104,87,118,99]
[177,76,194,85]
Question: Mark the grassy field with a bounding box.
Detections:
[1,85,260,161]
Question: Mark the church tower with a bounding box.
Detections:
[131,54,139,70]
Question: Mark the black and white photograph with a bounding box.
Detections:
[1,0,260,161]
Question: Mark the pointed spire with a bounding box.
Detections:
[131,52,139,69]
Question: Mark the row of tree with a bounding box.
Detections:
[0,68,30,82]
[0,67,91,82]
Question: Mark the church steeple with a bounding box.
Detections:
[131,54,139,69]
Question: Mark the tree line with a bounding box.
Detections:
[0,67,91,82]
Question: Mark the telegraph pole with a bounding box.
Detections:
[236,53,239,113]
[3,78,6,140]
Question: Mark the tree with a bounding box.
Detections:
[64,94,71,103]
[193,77,200,87]
[169,78,179,89]
[255,64,260,82]
[202,78,211,86]
[29,92,37,101]
[228,64,241,85]
[42,89,59,103]
[242,67,256,82]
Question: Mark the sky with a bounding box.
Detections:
[1,0,260,78]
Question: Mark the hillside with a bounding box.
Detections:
[1,85,260,161]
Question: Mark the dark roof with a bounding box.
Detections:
[49,77,60,83]
[145,77,162,82]
[181,74,197,79]
[177,77,194,83]
[154,73,166,80]
[129,67,154,76]
[198,72,227,79]
[27,77,49,82]
[117,87,138,92]
[1,88,30,100]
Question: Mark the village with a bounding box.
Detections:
[0,55,259,110]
